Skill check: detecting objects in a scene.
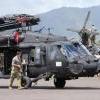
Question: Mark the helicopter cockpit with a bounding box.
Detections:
[58,41,97,63]
[60,43,80,62]
[54,41,98,75]
[72,42,91,55]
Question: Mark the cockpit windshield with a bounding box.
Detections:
[60,42,92,61]
[73,42,92,56]
[61,44,80,59]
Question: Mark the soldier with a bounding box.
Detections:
[90,34,96,45]
[90,25,96,45]
[9,50,23,89]
[13,29,20,44]
[81,32,90,47]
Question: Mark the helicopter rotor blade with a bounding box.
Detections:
[0,35,10,38]
[82,11,91,29]
[92,32,100,36]
[67,28,80,33]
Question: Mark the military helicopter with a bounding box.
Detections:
[0,14,99,89]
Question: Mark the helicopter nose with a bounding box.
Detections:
[82,61,98,75]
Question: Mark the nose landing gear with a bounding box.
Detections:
[54,78,66,88]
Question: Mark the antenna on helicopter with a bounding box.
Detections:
[47,27,54,35]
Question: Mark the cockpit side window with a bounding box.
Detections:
[63,44,79,56]
[48,45,61,60]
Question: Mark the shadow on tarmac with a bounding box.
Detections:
[0,86,100,90]
[30,86,100,90]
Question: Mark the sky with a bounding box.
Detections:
[0,0,100,16]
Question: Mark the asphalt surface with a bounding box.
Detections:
[0,77,100,100]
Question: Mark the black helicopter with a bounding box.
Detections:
[0,14,99,89]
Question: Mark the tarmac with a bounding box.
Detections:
[0,77,100,100]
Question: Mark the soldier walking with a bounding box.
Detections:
[9,50,23,89]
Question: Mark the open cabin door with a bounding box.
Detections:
[29,46,46,66]
[27,46,46,77]
[4,49,16,75]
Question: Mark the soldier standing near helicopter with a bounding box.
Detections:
[80,24,97,47]
[9,50,23,89]
[89,25,96,45]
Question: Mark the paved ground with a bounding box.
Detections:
[0,77,100,100]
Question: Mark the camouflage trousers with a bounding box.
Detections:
[9,71,22,88]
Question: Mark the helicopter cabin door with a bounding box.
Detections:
[4,49,16,75]
[27,46,46,77]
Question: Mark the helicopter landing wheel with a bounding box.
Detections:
[54,78,66,88]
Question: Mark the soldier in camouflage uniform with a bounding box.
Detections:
[9,50,23,89]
